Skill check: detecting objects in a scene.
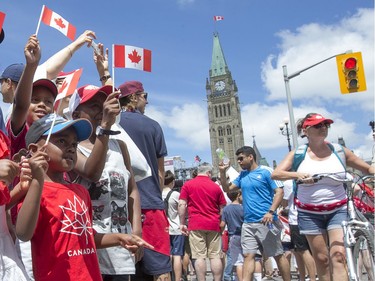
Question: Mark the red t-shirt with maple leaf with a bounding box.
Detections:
[23,182,102,281]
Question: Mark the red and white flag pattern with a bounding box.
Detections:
[0,12,5,32]
[113,45,152,72]
[213,16,224,21]
[55,68,83,101]
[41,5,76,41]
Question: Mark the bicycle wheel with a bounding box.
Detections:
[353,230,375,281]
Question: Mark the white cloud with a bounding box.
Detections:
[146,103,210,150]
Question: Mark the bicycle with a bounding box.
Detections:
[300,172,375,281]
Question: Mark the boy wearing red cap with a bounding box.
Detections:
[67,84,143,279]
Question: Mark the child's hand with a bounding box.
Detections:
[25,149,49,182]
[101,91,121,129]
[0,159,20,185]
[133,247,144,263]
[24,34,41,67]
[118,234,154,252]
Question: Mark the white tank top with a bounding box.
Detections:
[296,152,346,214]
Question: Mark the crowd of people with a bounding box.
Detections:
[0,24,374,281]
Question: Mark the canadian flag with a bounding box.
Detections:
[41,5,76,41]
[0,12,5,32]
[213,16,224,21]
[113,45,152,72]
[55,68,83,101]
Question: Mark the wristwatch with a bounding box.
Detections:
[268,210,274,214]
[96,126,120,136]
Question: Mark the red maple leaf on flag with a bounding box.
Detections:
[60,79,68,93]
[54,17,66,29]
[128,49,142,64]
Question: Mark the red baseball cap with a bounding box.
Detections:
[302,114,334,128]
[33,78,58,98]
[67,84,114,115]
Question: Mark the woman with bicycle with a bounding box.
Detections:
[271,113,374,281]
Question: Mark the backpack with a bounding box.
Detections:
[164,189,174,218]
[291,142,346,197]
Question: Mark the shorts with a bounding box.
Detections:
[170,235,185,256]
[136,209,171,276]
[189,230,222,259]
[289,224,310,252]
[229,235,244,266]
[282,242,293,251]
[298,207,348,235]
[241,222,284,259]
[132,250,171,280]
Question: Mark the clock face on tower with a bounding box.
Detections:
[214,80,226,91]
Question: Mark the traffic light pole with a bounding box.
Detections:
[282,51,349,149]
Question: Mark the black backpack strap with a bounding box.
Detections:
[165,190,174,218]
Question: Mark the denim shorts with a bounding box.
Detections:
[298,207,348,235]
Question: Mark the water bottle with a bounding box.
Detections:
[268,222,281,236]
[216,148,230,165]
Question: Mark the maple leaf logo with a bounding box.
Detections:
[54,17,66,29]
[128,49,142,64]
[60,195,93,244]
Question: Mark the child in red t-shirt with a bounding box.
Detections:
[16,114,153,281]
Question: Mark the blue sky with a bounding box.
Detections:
[1,0,374,169]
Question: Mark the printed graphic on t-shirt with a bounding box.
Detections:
[89,171,130,234]
[59,195,93,244]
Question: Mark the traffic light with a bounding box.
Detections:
[336,52,367,94]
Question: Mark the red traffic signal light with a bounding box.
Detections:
[344,57,358,89]
[336,52,366,94]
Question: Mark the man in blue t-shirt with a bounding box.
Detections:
[219,146,291,281]
[118,81,171,281]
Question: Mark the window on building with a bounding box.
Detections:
[227,104,231,115]
[215,106,218,118]
[226,126,232,135]
[218,127,224,137]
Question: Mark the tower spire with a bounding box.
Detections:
[210,32,229,78]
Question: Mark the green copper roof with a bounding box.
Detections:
[210,32,228,77]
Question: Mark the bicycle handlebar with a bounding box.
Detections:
[296,173,374,184]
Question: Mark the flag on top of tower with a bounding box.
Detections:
[40,5,76,40]
[0,12,5,32]
[113,44,152,72]
[213,15,224,21]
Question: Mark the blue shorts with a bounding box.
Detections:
[298,207,348,235]
[133,249,171,279]
[170,235,185,256]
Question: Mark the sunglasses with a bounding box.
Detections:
[137,92,148,100]
[311,123,330,129]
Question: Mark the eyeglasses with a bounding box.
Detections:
[310,123,330,129]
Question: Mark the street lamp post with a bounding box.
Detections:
[279,118,292,152]
[283,51,351,149]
